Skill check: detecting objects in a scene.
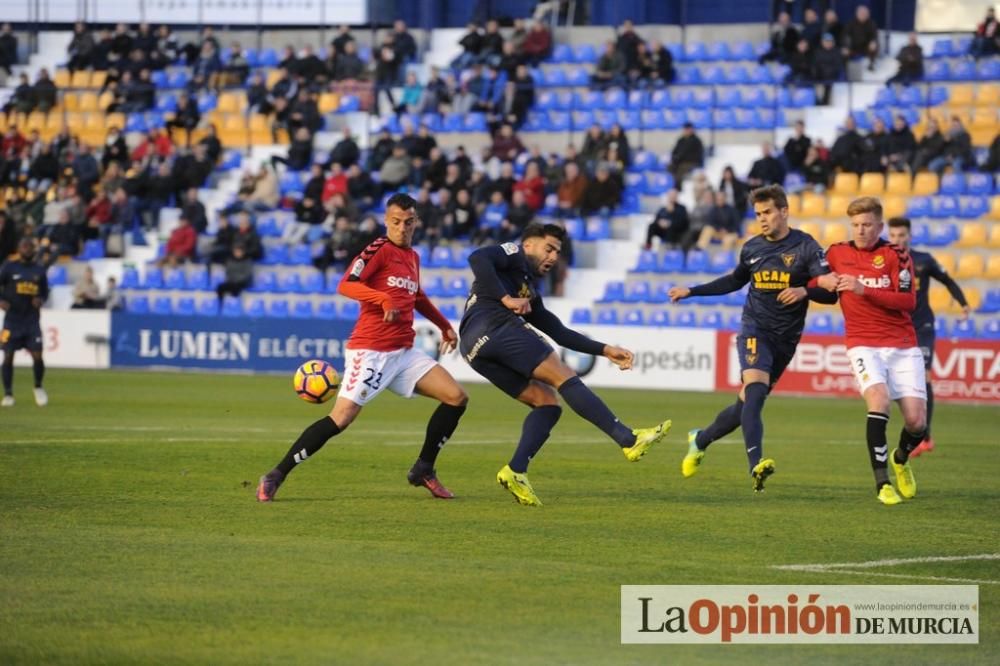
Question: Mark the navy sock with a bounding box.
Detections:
[696,399,744,450]
[557,376,634,447]
[509,405,562,473]
[1,360,11,395]
[866,411,890,490]
[418,402,467,465]
[925,382,934,436]
[33,357,45,388]
[741,383,768,473]
[275,416,341,476]
[895,426,927,464]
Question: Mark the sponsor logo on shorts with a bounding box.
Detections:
[465,335,489,362]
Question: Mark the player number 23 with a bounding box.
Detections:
[363,368,383,390]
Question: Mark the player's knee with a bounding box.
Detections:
[443,387,468,407]
[743,381,769,404]
[530,384,560,407]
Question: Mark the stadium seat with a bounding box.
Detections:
[959,196,989,219]
[800,192,825,218]
[928,223,959,246]
[573,44,597,63]
[196,298,216,316]
[266,300,289,318]
[175,297,196,316]
[46,265,68,286]
[982,319,1000,340]
[952,319,978,339]
[825,195,852,219]
[570,308,592,324]
[674,311,697,327]
[151,297,172,315]
[446,277,469,297]
[806,313,835,334]
[220,297,243,317]
[291,301,314,318]
[141,268,164,290]
[885,173,911,196]
[955,254,985,279]
[596,308,619,325]
[821,224,849,246]
[624,281,652,303]
[622,309,645,326]
[245,298,266,318]
[250,271,277,293]
[934,253,957,274]
[120,268,140,290]
[126,296,150,314]
[912,172,939,196]
[648,310,670,327]
[906,196,932,218]
[930,196,959,219]
[278,273,305,294]
[858,173,885,195]
[700,311,724,329]
[709,250,737,273]
[598,281,625,303]
[987,255,1000,279]
[831,172,859,196]
[798,221,821,239]
[684,250,709,273]
[659,250,685,273]
[976,84,1000,107]
[633,250,657,273]
[966,173,993,195]
[164,269,185,290]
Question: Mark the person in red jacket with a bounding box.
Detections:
[821,196,927,506]
[256,193,469,503]
[320,162,348,204]
[158,215,197,267]
[520,20,552,66]
[512,160,545,211]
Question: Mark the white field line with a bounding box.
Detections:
[771,553,1000,586]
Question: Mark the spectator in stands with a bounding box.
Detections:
[718,165,750,214]
[313,215,357,273]
[821,8,844,50]
[885,115,916,172]
[133,22,156,56]
[476,190,509,244]
[697,190,741,250]
[103,185,133,241]
[645,188,688,249]
[192,41,222,89]
[397,72,425,114]
[2,73,33,114]
[246,72,269,115]
[783,120,811,171]
[607,123,631,168]
[270,127,313,173]
[616,19,643,72]
[581,163,622,216]
[72,266,103,309]
[392,20,418,64]
[843,4,879,71]
[220,41,251,88]
[72,143,100,200]
[555,161,587,217]
[333,40,365,80]
[929,116,974,175]
[199,124,222,165]
[521,20,553,66]
[27,143,58,193]
[346,163,377,210]
[32,69,57,113]
[860,117,890,173]
[157,215,196,267]
[830,115,865,174]
[332,24,355,54]
[748,143,786,187]
[812,32,844,105]
[801,8,823,50]
[245,164,279,211]
[178,187,207,234]
[591,41,626,90]
[886,32,923,86]
[92,28,113,71]
[38,209,81,265]
[785,39,813,85]
[500,65,536,128]
[490,123,526,162]
[453,23,484,70]
[299,163,324,202]
[497,40,520,79]
[154,25,179,68]
[513,161,546,211]
[481,19,505,67]
[373,44,401,114]
[321,162,349,204]
[760,12,800,64]
[165,93,201,144]
[141,161,174,228]
[379,145,412,194]
[970,7,999,58]
[0,211,17,259]
[422,66,453,112]
[67,22,96,72]
[230,212,262,261]
[682,188,715,253]
[580,124,608,173]
[505,188,535,234]
[215,245,253,310]
[982,133,1000,172]
[0,23,16,75]
[801,146,830,192]
[282,195,323,246]
[911,118,946,173]
[668,122,705,187]
[648,39,675,84]
[206,213,235,265]
[296,45,326,86]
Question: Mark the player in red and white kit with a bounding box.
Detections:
[257,193,469,501]
[822,196,926,506]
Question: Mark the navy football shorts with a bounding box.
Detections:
[916,324,935,372]
[460,319,554,399]
[1,319,43,354]
[736,330,797,389]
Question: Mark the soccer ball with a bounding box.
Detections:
[293,359,341,403]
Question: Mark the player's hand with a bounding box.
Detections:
[776,287,807,305]
[816,272,839,291]
[382,301,399,322]
[959,305,971,321]
[439,328,458,355]
[836,274,865,295]
[667,286,690,303]
[604,345,634,371]
[502,295,532,315]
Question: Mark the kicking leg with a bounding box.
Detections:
[683,397,744,478]
[409,365,469,498]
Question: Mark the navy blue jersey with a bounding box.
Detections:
[690,229,829,339]
[0,258,48,324]
[461,242,605,357]
[910,249,966,328]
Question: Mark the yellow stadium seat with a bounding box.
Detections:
[986,254,1000,278]
[70,70,91,88]
[831,172,859,195]
[786,193,801,216]
[90,71,106,89]
[106,112,125,130]
[265,69,282,88]
[858,173,885,195]
[882,195,906,220]
[216,92,247,114]
[971,128,995,147]
[744,221,761,238]
[971,107,998,130]
[822,223,849,245]
[218,114,249,148]
[800,192,825,218]
[25,111,46,133]
[990,196,1000,220]
[98,91,114,111]
[947,84,974,106]
[929,287,951,311]
[976,84,1000,107]
[65,112,85,133]
[988,223,1000,246]
[77,91,98,112]
[912,172,939,196]
[934,252,957,275]
[62,92,80,112]
[318,92,340,114]
[54,69,71,88]
[963,287,982,312]
[956,222,988,248]
[249,113,272,145]
[955,254,985,279]
[885,172,911,195]
[798,221,821,239]
[79,112,106,146]
[825,194,853,219]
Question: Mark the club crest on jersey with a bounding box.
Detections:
[872,255,885,268]
[501,242,519,255]
[781,253,796,267]
[350,258,365,277]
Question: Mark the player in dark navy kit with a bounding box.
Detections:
[460,222,671,506]
[669,185,836,491]
[886,217,969,458]
[1,238,49,407]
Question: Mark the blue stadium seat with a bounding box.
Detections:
[684,250,710,273]
[258,47,279,66]
[438,303,460,320]
[121,268,141,290]
[287,244,311,266]
[934,316,949,337]
[731,41,755,60]
[546,111,570,131]
[315,301,337,320]
[725,66,750,84]
[423,275,445,298]
[753,108,777,130]
[659,249,685,273]
[750,65,777,84]
[246,298,266,318]
[931,39,953,58]
[686,108,711,129]
[566,67,589,86]
[79,239,105,260]
[633,250,658,272]
[126,296,150,314]
[596,308,620,325]
[167,69,189,88]
[966,173,993,195]
[648,310,670,327]
[939,173,964,195]
[709,250,737,273]
[291,301,314,319]
[725,312,742,331]
[701,66,726,84]
[279,273,305,294]
[982,319,1000,339]
[250,271,277,293]
[684,42,708,61]
[542,68,566,87]
[652,282,674,303]
[674,310,697,327]
[629,150,657,173]
[175,297,196,316]
[930,196,959,218]
[220,297,243,317]
[151,70,169,88]
[243,48,259,67]
[626,90,648,109]
[616,109,640,130]
[623,308,645,326]
[535,91,558,111]
[706,42,731,61]
[261,245,288,266]
[585,218,610,240]
[898,86,925,106]
[463,114,488,132]
[952,319,977,339]
[446,277,469,297]
[572,110,595,131]
[550,43,573,63]
[977,59,1000,80]
[428,246,452,268]
[700,311,724,329]
[874,87,897,107]
[325,273,343,294]
[640,110,667,130]
[927,223,958,246]
[959,196,988,219]
[906,196,931,218]
[624,281,651,303]
[602,88,626,110]
[266,300,289,318]
[910,222,929,246]
[717,88,742,107]
[725,287,748,307]
[713,109,736,129]
[649,89,671,108]
[197,298,217,316]
[952,60,976,80]
[594,110,616,130]
[598,281,625,303]
[792,88,816,107]
[125,114,147,133]
[662,109,686,129]
[164,269,185,290]
[142,267,163,290]
[46,265,68,286]
[806,313,834,334]
[151,296,172,315]
[570,307,592,324]
[563,217,584,239]
[925,61,950,81]
[675,67,701,84]
[302,272,325,294]
[573,44,597,63]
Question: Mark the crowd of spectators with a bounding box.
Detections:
[589,19,675,90]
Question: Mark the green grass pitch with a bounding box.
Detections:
[1,368,998,664]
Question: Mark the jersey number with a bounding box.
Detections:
[363,368,383,390]
[855,358,866,374]
[745,337,757,354]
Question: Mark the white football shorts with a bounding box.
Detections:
[339,347,438,406]
[846,346,927,400]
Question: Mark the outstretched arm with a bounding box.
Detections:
[930,261,970,319]
[668,264,751,302]
[525,303,606,356]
